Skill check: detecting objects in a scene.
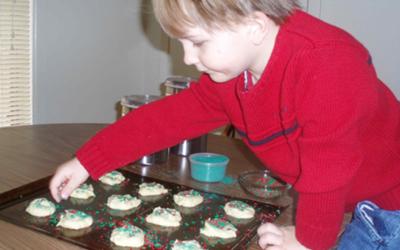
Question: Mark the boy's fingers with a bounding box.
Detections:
[258,232,283,249]
[59,176,82,200]
[258,223,283,236]
[49,173,67,202]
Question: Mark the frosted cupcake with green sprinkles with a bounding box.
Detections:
[99,171,126,185]
[138,182,168,196]
[70,183,95,199]
[200,218,237,239]
[173,189,204,208]
[145,207,182,227]
[56,209,93,230]
[171,239,205,250]
[223,200,255,219]
[110,223,145,248]
[106,194,141,210]
[25,197,56,217]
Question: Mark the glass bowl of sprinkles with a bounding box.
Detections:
[238,170,291,199]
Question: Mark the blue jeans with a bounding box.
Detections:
[337,200,400,250]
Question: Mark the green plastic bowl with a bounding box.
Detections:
[189,153,229,182]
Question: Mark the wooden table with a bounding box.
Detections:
[0,124,295,250]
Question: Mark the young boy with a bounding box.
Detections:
[49,0,400,249]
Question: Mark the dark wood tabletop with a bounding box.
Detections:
[0,124,296,250]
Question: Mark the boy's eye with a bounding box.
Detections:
[193,41,205,47]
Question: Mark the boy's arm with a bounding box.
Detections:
[293,44,376,249]
[76,74,230,179]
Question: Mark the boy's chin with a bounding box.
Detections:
[207,73,233,83]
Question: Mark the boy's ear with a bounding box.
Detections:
[247,11,273,45]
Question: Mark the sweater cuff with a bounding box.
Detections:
[296,221,341,250]
[76,139,114,180]
[295,188,347,250]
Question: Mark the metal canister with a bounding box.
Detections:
[120,94,169,165]
[163,76,208,156]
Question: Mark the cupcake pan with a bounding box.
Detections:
[0,170,283,249]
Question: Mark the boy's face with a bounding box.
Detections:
[178,24,257,83]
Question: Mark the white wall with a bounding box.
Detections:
[33,0,170,123]
[301,0,400,98]
[33,0,400,124]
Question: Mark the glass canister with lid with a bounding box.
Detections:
[120,94,169,165]
[163,76,208,156]
[164,76,193,96]
[120,94,161,116]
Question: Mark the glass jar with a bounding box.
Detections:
[163,76,208,156]
[120,94,169,165]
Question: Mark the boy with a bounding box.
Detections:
[50,0,400,249]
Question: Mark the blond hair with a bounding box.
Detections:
[152,0,300,37]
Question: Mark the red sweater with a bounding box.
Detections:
[77,11,400,249]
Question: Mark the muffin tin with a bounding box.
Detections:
[0,170,282,249]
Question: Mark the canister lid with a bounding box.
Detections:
[120,95,161,108]
[164,76,195,90]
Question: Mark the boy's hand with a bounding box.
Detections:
[49,157,89,202]
[257,223,310,250]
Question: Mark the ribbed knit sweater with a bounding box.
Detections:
[76,11,400,250]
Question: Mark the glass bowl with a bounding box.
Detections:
[238,170,291,199]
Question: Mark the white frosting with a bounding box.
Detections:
[173,189,203,208]
[70,183,95,199]
[171,239,204,250]
[25,198,56,217]
[145,207,181,227]
[224,200,255,219]
[110,224,145,248]
[107,194,141,210]
[200,218,237,239]
[99,171,126,185]
[138,182,168,196]
[56,209,93,230]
